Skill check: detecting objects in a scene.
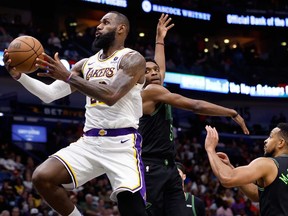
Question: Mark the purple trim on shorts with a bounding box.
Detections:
[84,127,137,137]
[135,132,147,204]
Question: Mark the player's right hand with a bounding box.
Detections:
[3,49,21,80]
[204,125,219,152]
[36,52,71,82]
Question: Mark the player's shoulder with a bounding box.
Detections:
[121,48,145,65]
[252,157,278,170]
[124,47,139,54]
[119,47,141,57]
[142,84,169,97]
[71,58,88,72]
[254,157,274,162]
[76,58,89,65]
[144,83,166,91]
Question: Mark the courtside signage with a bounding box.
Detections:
[81,0,127,8]
[164,72,288,98]
[227,14,288,27]
[141,0,211,21]
[58,58,286,97]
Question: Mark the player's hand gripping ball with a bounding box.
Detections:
[7,35,44,73]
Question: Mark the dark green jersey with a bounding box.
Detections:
[185,193,205,216]
[258,155,288,216]
[139,103,175,159]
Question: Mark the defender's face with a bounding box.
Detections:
[263,127,281,157]
[177,168,186,189]
[145,61,162,85]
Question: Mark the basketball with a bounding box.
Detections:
[7,35,44,74]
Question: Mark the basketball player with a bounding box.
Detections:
[139,14,249,216]
[4,11,147,216]
[176,162,205,216]
[205,123,288,215]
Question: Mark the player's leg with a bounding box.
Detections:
[164,165,187,216]
[32,157,76,216]
[32,137,104,216]
[117,191,148,216]
[102,133,147,215]
[144,162,166,216]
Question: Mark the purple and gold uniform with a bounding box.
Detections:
[51,48,146,202]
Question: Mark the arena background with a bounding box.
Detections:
[0,0,287,215]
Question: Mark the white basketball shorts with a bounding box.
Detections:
[50,128,146,202]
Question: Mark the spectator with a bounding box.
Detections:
[30,208,39,216]
[63,43,80,65]
[47,31,62,55]
[216,199,233,216]
[0,27,13,50]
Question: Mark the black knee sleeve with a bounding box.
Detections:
[117,191,148,216]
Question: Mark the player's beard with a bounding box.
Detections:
[264,149,275,157]
[92,29,116,52]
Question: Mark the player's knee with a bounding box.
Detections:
[32,166,52,189]
[117,191,147,216]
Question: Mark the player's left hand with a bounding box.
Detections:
[156,13,174,40]
[216,152,234,168]
[232,113,250,135]
[3,49,20,79]
[36,52,71,82]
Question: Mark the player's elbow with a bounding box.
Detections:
[104,99,116,106]
[221,181,235,188]
[190,100,203,113]
[218,176,235,188]
[102,94,119,106]
[41,97,55,104]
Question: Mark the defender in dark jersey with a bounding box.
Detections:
[140,58,249,216]
[139,14,249,216]
[205,123,288,216]
[176,162,206,216]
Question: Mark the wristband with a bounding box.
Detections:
[232,113,239,118]
[156,42,165,46]
[65,73,73,82]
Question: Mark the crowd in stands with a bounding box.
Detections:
[0,7,287,216]
[2,110,286,215]
[1,10,288,86]
[0,114,267,216]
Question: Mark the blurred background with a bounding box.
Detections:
[0,0,288,215]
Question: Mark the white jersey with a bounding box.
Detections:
[82,48,144,131]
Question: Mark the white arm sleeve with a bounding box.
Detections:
[17,73,72,103]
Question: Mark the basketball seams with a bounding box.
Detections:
[8,35,44,73]
[18,37,43,56]
[18,39,35,50]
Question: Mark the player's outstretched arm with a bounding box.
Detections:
[205,126,275,202]
[37,51,146,106]
[3,49,73,103]
[205,126,250,184]
[154,13,174,84]
[216,152,259,202]
[142,84,249,134]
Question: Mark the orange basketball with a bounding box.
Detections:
[7,35,44,73]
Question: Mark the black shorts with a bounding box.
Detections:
[143,157,187,216]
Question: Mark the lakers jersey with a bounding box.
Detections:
[82,48,144,130]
